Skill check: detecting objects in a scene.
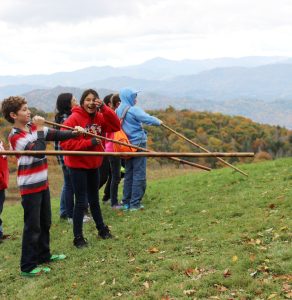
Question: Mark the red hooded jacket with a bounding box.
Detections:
[60,105,120,169]
[0,142,9,190]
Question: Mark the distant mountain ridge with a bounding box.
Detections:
[1,56,292,128]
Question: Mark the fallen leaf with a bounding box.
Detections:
[269,203,276,209]
[282,283,291,292]
[223,269,231,278]
[72,283,77,288]
[214,284,228,292]
[267,293,277,299]
[232,255,238,262]
[280,226,288,231]
[285,291,292,299]
[128,257,136,262]
[148,247,159,253]
[185,268,196,277]
[100,280,106,286]
[249,254,256,262]
[250,270,258,277]
[112,278,116,285]
[183,289,196,296]
[116,292,122,297]
[143,281,150,289]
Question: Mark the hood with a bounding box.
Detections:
[71,105,94,118]
[119,88,139,107]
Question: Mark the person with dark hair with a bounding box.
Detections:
[1,96,81,276]
[116,88,162,211]
[60,89,121,248]
[54,93,77,222]
[103,94,123,209]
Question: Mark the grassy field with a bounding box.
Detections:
[0,158,291,299]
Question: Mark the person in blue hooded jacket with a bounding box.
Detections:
[116,88,162,211]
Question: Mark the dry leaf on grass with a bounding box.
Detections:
[148,247,160,253]
[183,289,196,296]
[143,281,150,289]
[214,284,228,292]
[223,268,231,278]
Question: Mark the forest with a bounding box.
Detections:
[1,106,291,169]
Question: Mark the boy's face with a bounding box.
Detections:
[10,104,31,125]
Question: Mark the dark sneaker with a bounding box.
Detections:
[98,225,113,239]
[102,195,110,203]
[73,236,88,248]
[60,214,68,221]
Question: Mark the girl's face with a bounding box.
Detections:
[71,96,77,108]
[82,93,97,114]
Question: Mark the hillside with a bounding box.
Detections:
[0,159,291,299]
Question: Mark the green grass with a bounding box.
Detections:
[0,159,291,299]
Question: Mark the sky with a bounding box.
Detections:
[1,0,292,75]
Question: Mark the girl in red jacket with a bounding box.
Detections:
[60,89,120,248]
[0,140,9,241]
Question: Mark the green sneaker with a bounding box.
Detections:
[42,267,51,273]
[50,254,66,262]
[21,267,43,277]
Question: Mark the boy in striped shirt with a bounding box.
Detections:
[1,96,80,277]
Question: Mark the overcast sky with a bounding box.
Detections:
[1,0,292,75]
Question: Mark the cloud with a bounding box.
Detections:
[1,0,292,75]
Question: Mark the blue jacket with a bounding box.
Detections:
[116,88,161,145]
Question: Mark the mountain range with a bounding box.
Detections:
[0,56,292,128]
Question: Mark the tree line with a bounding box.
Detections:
[1,106,292,169]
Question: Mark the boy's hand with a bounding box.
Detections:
[32,116,45,130]
[73,126,85,135]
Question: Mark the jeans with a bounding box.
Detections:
[122,143,147,208]
[0,189,5,237]
[108,156,121,206]
[60,166,74,218]
[69,168,105,238]
[21,188,51,272]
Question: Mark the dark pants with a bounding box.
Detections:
[69,168,105,238]
[108,157,121,206]
[21,188,51,272]
[0,189,5,238]
[60,166,74,218]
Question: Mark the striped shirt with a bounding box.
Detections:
[9,124,75,195]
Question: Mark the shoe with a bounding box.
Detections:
[50,254,66,262]
[60,214,67,221]
[98,225,113,239]
[122,204,130,211]
[111,204,123,210]
[102,195,110,203]
[42,267,51,273]
[129,205,145,212]
[73,236,88,248]
[21,267,45,277]
[83,215,92,223]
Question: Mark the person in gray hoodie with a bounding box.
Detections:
[116,88,162,211]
